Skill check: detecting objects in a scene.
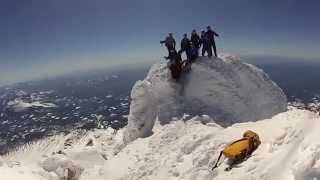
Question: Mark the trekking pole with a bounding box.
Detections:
[212,151,223,171]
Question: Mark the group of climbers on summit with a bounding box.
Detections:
[161,26,219,59]
[160,26,220,79]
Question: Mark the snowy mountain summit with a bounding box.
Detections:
[4,56,320,180]
[124,56,287,143]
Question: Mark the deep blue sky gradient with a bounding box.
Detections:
[1,0,320,84]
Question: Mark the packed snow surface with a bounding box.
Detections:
[124,56,287,143]
[1,108,320,180]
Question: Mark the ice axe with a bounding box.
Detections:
[211,151,223,170]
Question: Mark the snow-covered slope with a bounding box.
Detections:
[124,56,287,143]
[1,108,320,180]
[1,129,125,180]
[92,109,320,180]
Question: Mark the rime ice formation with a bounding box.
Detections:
[124,56,287,143]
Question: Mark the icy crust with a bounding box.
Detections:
[2,109,320,180]
[124,56,287,142]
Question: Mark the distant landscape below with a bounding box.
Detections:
[0,55,319,154]
[243,55,320,102]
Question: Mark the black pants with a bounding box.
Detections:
[212,41,217,57]
[195,47,200,58]
[166,45,175,52]
[202,46,212,57]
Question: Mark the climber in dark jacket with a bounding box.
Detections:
[179,33,192,61]
[185,42,198,62]
[191,30,201,50]
[160,33,176,53]
[200,30,212,57]
[165,49,182,79]
[180,33,191,52]
[206,26,219,57]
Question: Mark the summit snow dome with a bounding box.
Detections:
[124,56,287,143]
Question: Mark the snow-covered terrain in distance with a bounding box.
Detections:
[7,98,57,112]
[1,55,320,180]
[124,56,287,143]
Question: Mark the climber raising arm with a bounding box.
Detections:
[214,31,219,37]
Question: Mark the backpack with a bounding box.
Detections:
[223,130,260,160]
[212,130,261,170]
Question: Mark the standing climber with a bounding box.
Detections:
[200,30,212,57]
[160,33,176,54]
[179,33,196,72]
[191,30,201,53]
[180,33,191,52]
[206,26,219,57]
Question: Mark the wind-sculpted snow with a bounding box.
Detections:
[123,81,157,144]
[124,56,287,142]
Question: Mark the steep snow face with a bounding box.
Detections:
[124,56,287,142]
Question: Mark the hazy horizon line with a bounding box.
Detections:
[1,52,319,87]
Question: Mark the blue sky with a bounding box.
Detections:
[1,0,320,84]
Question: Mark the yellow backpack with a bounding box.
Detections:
[212,130,261,170]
